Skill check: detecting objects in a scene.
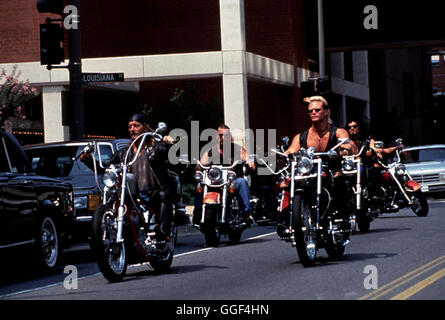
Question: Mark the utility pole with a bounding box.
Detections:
[37,0,84,141]
[317,0,325,78]
[66,0,84,140]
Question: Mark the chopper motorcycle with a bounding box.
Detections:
[370,139,429,217]
[340,140,379,233]
[250,137,291,225]
[88,123,178,282]
[193,159,252,246]
[263,138,354,267]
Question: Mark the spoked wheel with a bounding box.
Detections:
[410,190,429,217]
[292,193,317,267]
[35,215,61,272]
[92,204,127,282]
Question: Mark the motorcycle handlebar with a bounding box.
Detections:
[196,159,243,170]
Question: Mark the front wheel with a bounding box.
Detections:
[202,207,220,247]
[292,193,317,267]
[409,190,429,217]
[92,204,127,282]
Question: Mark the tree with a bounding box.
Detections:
[0,65,39,128]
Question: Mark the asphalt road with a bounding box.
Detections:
[1,198,445,303]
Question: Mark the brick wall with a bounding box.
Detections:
[81,0,221,58]
[0,0,41,63]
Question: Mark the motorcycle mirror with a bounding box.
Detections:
[156,122,167,134]
[374,141,384,148]
[282,136,290,147]
[395,138,403,146]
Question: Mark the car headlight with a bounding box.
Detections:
[297,156,313,175]
[74,196,88,209]
[440,173,445,181]
[342,159,355,171]
[103,170,119,187]
[227,170,237,182]
[208,167,223,184]
[395,164,406,176]
[194,171,204,183]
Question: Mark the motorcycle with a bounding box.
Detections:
[341,140,378,233]
[370,139,429,217]
[263,138,354,267]
[89,123,178,282]
[250,137,291,226]
[193,159,251,246]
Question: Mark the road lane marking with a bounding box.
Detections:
[358,255,445,300]
[0,231,277,299]
[390,267,445,300]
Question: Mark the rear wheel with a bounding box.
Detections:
[410,190,429,217]
[92,204,127,282]
[150,226,176,273]
[292,193,317,267]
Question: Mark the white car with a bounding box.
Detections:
[402,144,445,194]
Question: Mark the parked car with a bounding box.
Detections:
[23,139,130,244]
[401,144,445,194]
[0,130,74,272]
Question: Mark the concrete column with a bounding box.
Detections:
[42,86,70,143]
[219,0,249,145]
[330,52,345,79]
[352,51,369,86]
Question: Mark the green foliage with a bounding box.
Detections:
[142,81,223,132]
[0,66,38,127]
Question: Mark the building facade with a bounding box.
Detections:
[1,0,375,147]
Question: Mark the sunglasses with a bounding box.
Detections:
[347,125,358,129]
[308,108,322,114]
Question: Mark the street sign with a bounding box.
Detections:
[81,72,124,83]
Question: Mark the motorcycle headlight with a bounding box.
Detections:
[208,167,223,184]
[194,171,204,183]
[395,164,406,176]
[227,170,237,182]
[342,159,355,171]
[103,170,118,188]
[297,156,313,175]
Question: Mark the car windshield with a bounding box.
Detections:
[25,144,114,178]
[403,148,445,163]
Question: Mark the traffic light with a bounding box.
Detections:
[40,23,65,65]
[300,77,331,101]
[36,0,63,14]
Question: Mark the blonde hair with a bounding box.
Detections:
[307,96,333,124]
[307,95,329,108]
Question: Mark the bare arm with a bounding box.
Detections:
[285,133,301,155]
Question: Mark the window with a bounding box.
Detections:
[431,55,440,65]
[403,148,445,163]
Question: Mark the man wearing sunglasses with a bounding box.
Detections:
[285,96,356,155]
